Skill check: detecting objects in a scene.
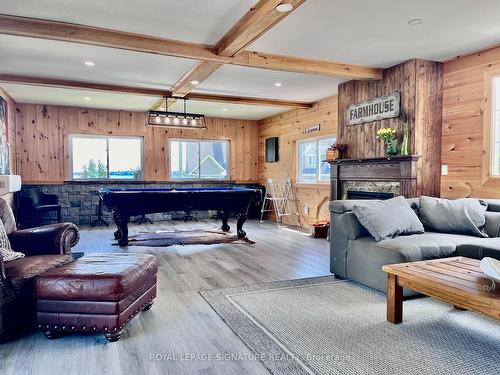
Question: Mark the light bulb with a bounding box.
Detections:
[173,117,180,125]
[276,3,293,13]
[155,116,161,123]
[165,117,171,125]
[191,119,197,126]
[182,118,188,125]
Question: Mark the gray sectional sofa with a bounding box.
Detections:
[330,197,500,295]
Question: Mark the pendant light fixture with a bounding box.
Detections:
[146,97,206,129]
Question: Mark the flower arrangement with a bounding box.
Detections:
[330,142,348,153]
[376,127,398,156]
[326,142,348,160]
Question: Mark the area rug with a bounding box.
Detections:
[200,276,500,375]
[117,229,254,247]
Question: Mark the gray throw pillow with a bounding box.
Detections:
[352,196,424,242]
[419,196,488,238]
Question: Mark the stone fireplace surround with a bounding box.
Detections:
[342,181,399,200]
[327,155,419,200]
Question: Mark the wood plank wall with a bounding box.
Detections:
[13,104,259,183]
[441,45,500,198]
[258,96,338,227]
[338,59,443,197]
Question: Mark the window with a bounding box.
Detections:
[297,135,335,183]
[70,135,143,180]
[492,76,500,175]
[169,139,229,180]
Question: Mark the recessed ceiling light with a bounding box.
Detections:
[190,80,200,85]
[84,61,95,66]
[276,3,293,13]
[222,108,228,112]
[408,18,423,26]
[274,82,283,87]
[84,96,91,101]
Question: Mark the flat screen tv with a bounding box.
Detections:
[265,137,279,163]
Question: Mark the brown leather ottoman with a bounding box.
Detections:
[34,253,158,342]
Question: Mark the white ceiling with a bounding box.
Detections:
[1,83,160,111]
[251,0,500,67]
[0,35,195,89]
[2,83,287,120]
[1,0,500,118]
[198,65,345,102]
[0,0,255,44]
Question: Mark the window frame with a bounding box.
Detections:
[296,135,336,184]
[168,138,231,181]
[481,69,500,184]
[490,75,500,177]
[68,134,144,181]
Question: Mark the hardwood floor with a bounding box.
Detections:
[1,219,331,375]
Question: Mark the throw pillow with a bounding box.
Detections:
[352,196,424,242]
[419,196,488,238]
[0,218,24,262]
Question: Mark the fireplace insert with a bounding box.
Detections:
[346,190,395,200]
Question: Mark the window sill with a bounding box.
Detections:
[294,182,331,189]
[64,180,239,185]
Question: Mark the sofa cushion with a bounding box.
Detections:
[344,232,477,295]
[4,255,72,295]
[419,196,488,237]
[484,211,500,238]
[352,196,424,242]
[456,238,500,260]
[351,232,477,263]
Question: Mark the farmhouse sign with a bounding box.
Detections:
[347,92,400,125]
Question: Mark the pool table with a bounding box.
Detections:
[100,187,262,246]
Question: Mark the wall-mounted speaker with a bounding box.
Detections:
[265,137,279,163]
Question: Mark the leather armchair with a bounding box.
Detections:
[18,188,62,228]
[0,198,79,342]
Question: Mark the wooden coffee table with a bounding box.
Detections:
[383,257,500,323]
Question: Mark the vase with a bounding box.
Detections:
[400,123,409,156]
[385,139,399,156]
[326,149,336,161]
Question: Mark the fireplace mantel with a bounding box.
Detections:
[327,155,420,200]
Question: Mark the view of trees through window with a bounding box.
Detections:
[71,135,143,180]
[80,159,107,179]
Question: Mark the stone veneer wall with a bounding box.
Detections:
[23,182,261,226]
[341,181,400,200]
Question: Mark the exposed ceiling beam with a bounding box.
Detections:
[0,74,170,96]
[170,61,222,97]
[216,0,305,57]
[0,14,383,79]
[0,73,312,108]
[186,92,311,108]
[166,0,305,104]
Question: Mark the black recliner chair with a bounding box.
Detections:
[17,188,62,228]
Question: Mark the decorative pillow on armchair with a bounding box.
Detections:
[0,218,24,262]
[352,196,424,242]
[419,196,488,237]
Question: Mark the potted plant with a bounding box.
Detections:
[376,128,398,156]
[326,142,348,160]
